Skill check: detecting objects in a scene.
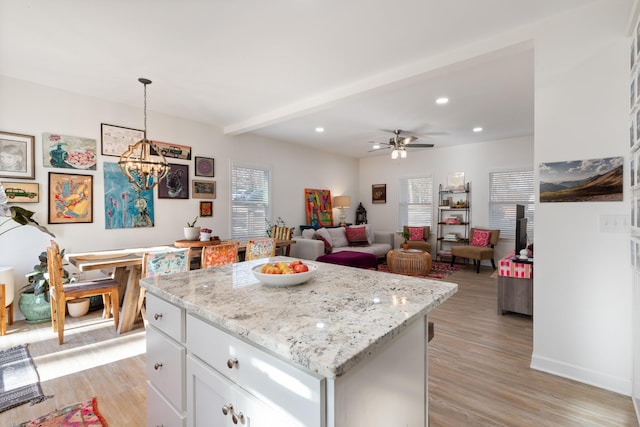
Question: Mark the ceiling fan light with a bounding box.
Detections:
[400,149,407,158]
[372,144,380,149]
[391,149,399,160]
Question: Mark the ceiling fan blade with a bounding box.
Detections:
[401,136,418,144]
[405,143,434,148]
[368,146,391,152]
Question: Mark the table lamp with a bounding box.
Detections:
[333,196,351,226]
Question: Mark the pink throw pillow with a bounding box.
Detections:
[408,227,424,241]
[345,226,369,246]
[471,229,491,247]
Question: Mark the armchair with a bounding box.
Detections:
[403,226,431,253]
[450,228,500,273]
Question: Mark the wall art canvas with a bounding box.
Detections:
[200,201,213,217]
[192,180,216,199]
[1,181,39,203]
[372,184,386,204]
[539,156,623,203]
[150,140,192,160]
[103,162,154,229]
[0,131,35,179]
[195,156,214,177]
[158,163,189,199]
[43,133,97,170]
[48,172,93,224]
[101,123,144,157]
[304,188,333,227]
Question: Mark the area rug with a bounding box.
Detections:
[376,261,463,280]
[0,344,49,413]
[13,397,107,427]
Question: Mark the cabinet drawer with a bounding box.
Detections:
[147,294,185,342]
[147,382,185,427]
[187,314,324,427]
[147,326,185,411]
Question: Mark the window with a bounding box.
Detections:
[231,162,271,240]
[398,176,433,230]
[489,170,534,239]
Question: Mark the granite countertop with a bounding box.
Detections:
[141,256,457,378]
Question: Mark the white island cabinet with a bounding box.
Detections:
[141,257,457,427]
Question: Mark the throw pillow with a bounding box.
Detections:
[471,229,491,247]
[313,234,332,254]
[345,226,370,247]
[327,227,349,248]
[408,227,424,241]
[301,228,315,239]
[314,228,333,246]
[348,224,374,244]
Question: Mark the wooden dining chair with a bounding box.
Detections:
[245,238,276,260]
[47,240,120,345]
[138,247,191,321]
[201,242,239,268]
[270,225,294,255]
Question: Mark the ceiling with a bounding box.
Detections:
[0,1,601,158]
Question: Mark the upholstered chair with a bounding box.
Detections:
[450,228,500,273]
[139,247,190,321]
[245,238,276,260]
[403,225,431,253]
[201,242,239,268]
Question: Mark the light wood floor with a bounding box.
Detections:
[0,266,637,426]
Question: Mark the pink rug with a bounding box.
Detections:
[376,261,463,279]
[15,397,107,427]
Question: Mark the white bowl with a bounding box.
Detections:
[67,298,90,317]
[252,262,318,287]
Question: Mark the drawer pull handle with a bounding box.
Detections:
[227,358,238,369]
[154,313,163,320]
[232,412,244,424]
[154,363,163,370]
[222,403,233,416]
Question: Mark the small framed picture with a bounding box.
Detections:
[372,184,386,204]
[158,163,189,199]
[101,123,144,157]
[192,180,216,199]
[1,181,39,203]
[447,172,465,191]
[48,172,93,224]
[0,131,35,179]
[42,133,97,170]
[195,156,215,177]
[200,201,213,217]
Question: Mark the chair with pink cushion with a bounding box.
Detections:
[403,225,431,253]
[450,228,500,273]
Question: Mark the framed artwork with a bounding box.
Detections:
[372,184,386,204]
[43,133,97,170]
[447,172,466,191]
[539,156,623,203]
[158,163,189,199]
[0,131,35,179]
[104,162,154,229]
[48,172,93,224]
[1,181,39,203]
[304,188,333,227]
[200,201,213,217]
[150,140,192,160]
[195,156,215,177]
[101,123,144,157]
[192,180,216,199]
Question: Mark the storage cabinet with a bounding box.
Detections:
[435,183,471,262]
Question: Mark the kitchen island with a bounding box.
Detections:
[141,256,457,427]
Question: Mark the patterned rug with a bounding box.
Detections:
[13,397,107,427]
[0,344,49,413]
[376,261,463,279]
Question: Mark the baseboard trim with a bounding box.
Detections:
[530,353,631,396]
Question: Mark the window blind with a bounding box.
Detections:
[398,176,433,230]
[231,163,271,240]
[489,170,534,239]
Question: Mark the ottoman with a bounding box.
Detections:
[316,251,378,269]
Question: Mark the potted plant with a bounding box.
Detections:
[184,216,201,240]
[401,230,411,251]
[19,250,67,323]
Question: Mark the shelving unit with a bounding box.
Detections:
[435,182,470,262]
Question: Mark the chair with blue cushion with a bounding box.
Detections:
[245,238,276,260]
[138,247,190,319]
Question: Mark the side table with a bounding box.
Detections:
[386,249,432,276]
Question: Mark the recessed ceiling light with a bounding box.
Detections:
[473,127,483,132]
[436,97,449,105]
[315,127,324,133]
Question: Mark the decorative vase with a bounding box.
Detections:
[18,292,51,324]
[200,231,212,241]
[402,243,409,251]
[184,226,201,240]
[67,298,90,318]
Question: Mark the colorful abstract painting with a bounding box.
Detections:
[304,188,333,227]
[103,162,154,229]
[48,172,93,223]
[42,133,97,170]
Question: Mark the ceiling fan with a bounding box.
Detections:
[369,129,434,159]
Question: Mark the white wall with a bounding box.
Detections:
[0,76,358,314]
[531,0,632,394]
[359,136,534,261]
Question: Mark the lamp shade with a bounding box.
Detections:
[0,267,15,307]
[333,196,351,209]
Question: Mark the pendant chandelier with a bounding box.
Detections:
[118,78,169,190]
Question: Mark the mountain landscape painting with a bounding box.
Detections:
[539,157,623,202]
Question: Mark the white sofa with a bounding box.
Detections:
[289,225,394,261]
